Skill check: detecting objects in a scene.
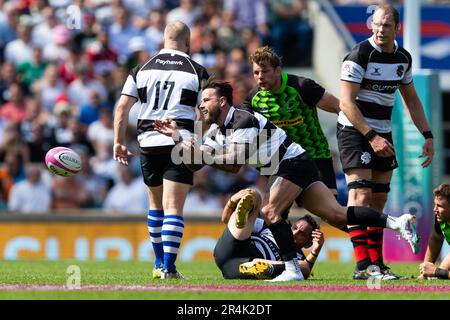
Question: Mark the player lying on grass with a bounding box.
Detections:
[214,188,324,280]
[418,184,450,280]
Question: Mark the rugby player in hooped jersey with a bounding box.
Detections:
[338,5,434,280]
[154,79,420,282]
[113,21,209,280]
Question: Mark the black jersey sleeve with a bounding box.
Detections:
[296,77,326,107]
[434,216,443,236]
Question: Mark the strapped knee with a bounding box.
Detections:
[372,182,390,193]
[347,179,374,190]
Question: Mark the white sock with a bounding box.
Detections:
[285,259,301,273]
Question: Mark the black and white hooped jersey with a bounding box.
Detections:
[339,37,412,133]
[251,218,305,261]
[202,107,305,171]
[121,48,209,148]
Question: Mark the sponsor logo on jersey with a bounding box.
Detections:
[370,67,381,76]
[155,59,183,66]
[396,65,404,77]
[272,116,304,127]
[363,83,399,93]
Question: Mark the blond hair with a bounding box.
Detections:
[248,46,282,69]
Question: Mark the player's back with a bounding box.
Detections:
[123,48,208,148]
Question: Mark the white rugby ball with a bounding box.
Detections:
[45,147,82,177]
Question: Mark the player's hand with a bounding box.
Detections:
[311,229,324,255]
[154,118,179,138]
[369,135,395,157]
[419,138,434,168]
[417,274,427,281]
[419,261,437,277]
[113,143,134,166]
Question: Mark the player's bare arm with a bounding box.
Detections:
[340,80,395,157]
[423,230,444,264]
[399,83,434,167]
[113,95,136,166]
[316,91,340,114]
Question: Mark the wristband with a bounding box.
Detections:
[435,268,449,279]
[305,258,315,267]
[422,130,433,139]
[310,251,318,258]
[364,129,377,141]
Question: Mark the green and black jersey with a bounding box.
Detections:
[434,217,450,245]
[242,72,331,159]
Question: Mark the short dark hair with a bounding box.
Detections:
[433,184,450,204]
[296,214,319,231]
[202,79,233,106]
[375,4,400,27]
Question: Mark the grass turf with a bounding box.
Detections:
[0,260,449,299]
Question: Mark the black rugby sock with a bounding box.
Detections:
[347,206,388,228]
[268,219,297,261]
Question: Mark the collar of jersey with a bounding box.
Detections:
[440,220,450,243]
[222,106,236,128]
[368,36,398,54]
[158,48,190,58]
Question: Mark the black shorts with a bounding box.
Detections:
[314,158,337,190]
[214,227,262,279]
[274,153,321,190]
[337,124,398,172]
[139,146,194,186]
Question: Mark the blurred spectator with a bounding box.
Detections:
[0,82,28,123]
[51,174,93,210]
[4,22,34,65]
[268,0,313,66]
[223,0,269,43]
[166,0,203,28]
[67,62,108,108]
[31,6,59,49]
[85,27,118,77]
[42,25,73,64]
[8,163,51,214]
[108,6,141,63]
[73,12,98,52]
[74,147,108,208]
[79,89,109,127]
[0,3,19,54]
[103,165,149,214]
[126,36,151,69]
[144,9,166,56]
[32,63,65,112]
[17,45,47,89]
[0,62,18,105]
[50,98,76,146]
[0,149,26,204]
[0,121,27,162]
[87,107,114,150]
[184,184,222,216]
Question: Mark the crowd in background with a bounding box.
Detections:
[1,0,442,215]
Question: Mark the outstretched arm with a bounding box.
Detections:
[316,91,340,114]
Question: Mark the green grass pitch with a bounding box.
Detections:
[0,260,449,300]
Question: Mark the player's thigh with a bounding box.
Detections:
[299,181,347,228]
[162,178,191,214]
[262,176,302,222]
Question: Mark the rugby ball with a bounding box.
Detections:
[45,147,82,177]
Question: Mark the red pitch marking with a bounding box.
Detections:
[0,284,449,292]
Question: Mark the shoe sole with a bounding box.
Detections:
[239,260,270,279]
[235,194,254,229]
